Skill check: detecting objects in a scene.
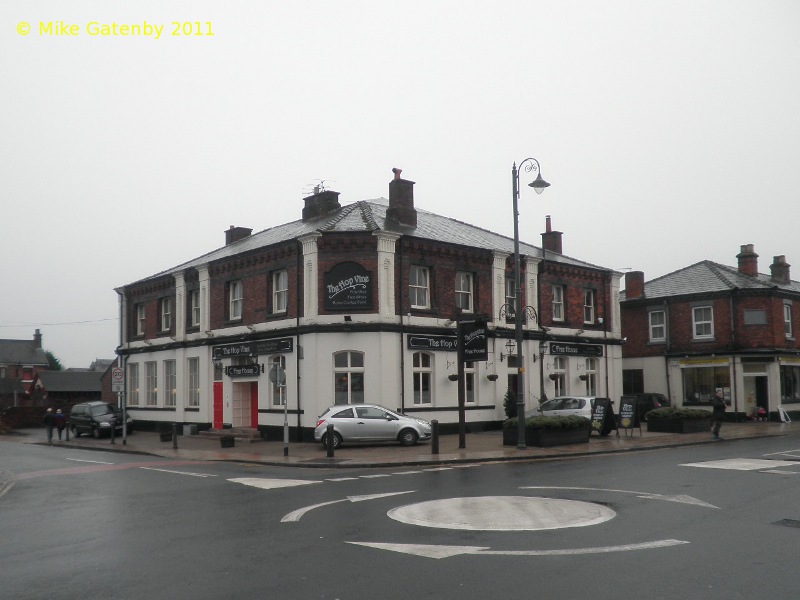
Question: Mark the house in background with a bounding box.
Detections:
[620,245,800,419]
[28,359,117,410]
[115,168,624,437]
[0,329,49,407]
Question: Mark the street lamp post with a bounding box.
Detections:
[511,158,549,449]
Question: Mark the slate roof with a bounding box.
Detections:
[121,198,616,287]
[623,260,800,301]
[0,339,48,366]
[37,371,102,393]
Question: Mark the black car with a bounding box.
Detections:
[620,393,671,421]
[69,402,133,438]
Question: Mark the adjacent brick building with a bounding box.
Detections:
[115,169,624,437]
[620,245,800,419]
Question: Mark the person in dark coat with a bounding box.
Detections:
[55,409,66,440]
[711,390,727,440]
[43,408,56,445]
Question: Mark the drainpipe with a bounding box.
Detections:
[730,294,739,420]
[295,242,303,440]
[398,239,406,412]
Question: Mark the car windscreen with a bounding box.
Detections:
[90,405,115,416]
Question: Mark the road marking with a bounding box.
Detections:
[139,467,217,478]
[282,491,415,522]
[228,478,322,490]
[65,458,115,465]
[761,470,799,475]
[520,486,718,509]
[424,467,454,472]
[682,459,798,471]
[325,477,359,482]
[391,470,423,475]
[360,474,391,478]
[348,539,690,559]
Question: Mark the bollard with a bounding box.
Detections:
[172,423,178,449]
[431,420,439,454]
[110,419,116,445]
[65,420,70,442]
[326,423,335,458]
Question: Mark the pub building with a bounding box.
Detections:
[115,169,623,438]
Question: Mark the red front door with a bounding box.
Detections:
[213,381,223,429]
[250,382,259,428]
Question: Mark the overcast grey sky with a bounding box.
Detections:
[2,1,799,368]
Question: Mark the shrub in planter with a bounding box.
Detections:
[646,407,712,433]
[503,388,517,419]
[502,415,591,446]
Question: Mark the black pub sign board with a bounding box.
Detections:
[459,318,488,363]
[549,342,604,357]
[212,338,293,360]
[324,262,373,310]
[590,397,617,436]
[226,364,262,378]
[407,335,458,352]
[618,395,640,429]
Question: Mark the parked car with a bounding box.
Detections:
[69,402,133,438]
[526,396,597,419]
[621,393,671,421]
[314,404,431,449]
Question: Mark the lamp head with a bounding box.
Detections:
[528,172,550,195]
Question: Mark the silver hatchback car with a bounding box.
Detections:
[314,404,432,449]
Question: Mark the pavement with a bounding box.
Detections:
[5,421,798,469]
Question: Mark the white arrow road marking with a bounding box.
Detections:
[66,458,114,465]
[140,467,217,478]
[281,491,416,523]
[228,478,323,490]
[521,486,719,509]
[348,539,689,559]
[682,458,798,471]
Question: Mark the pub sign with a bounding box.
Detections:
[324,262,373,310]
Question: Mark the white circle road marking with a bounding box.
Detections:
[388,496,615,531]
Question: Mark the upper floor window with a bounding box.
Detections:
[409,266,430,309]
[552,285,565,322]
[273,270,288,314]
[333,351,365,405]
[135,304,145,336]
[188,290,200,328]
[455,272,473,313]
[229,280,243,321]
[412,352,432,405]
[649,310,666,342]
[692,306,714,339]
[583,289,595,324]
[159,297,172,332]
[785,303,793,338]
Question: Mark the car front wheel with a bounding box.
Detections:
[91,426,100,439]
[70,424,81,438]
[399,429,419,446]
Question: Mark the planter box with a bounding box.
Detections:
[646,418,712,434]
[503,425,590,447]
[220,435,235,448]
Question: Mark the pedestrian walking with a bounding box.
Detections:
[43,408,56,445]
[711,389,727,440]
[55,409,66,441]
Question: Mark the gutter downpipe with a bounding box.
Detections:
[730,293,739,421]
[296,242,303,441]
[398,239,406,413]
[663,299,673,405]
[116,288,127,445]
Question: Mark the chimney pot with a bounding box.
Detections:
[770,255,791,285]
[625,271,645,300]
[541,216,563,254]
[736,244,759,276]
[386,168,417,227]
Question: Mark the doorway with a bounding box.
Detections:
[232,382,258,428]
[743,375,769,419]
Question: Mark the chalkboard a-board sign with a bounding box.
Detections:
[590,397,617,436]
[618,396,639,429]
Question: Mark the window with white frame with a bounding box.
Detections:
[785,303,793,338]
[229,280,243,320]
[649,310,666,342]
[584,358,598,396]
[187,357,200,407]
[455,272,474,313]
[189,290,200,328]
[464,363,476,403]
[409,265,430,309]
[505,277,516,319]
[692,305,714,339]
[145,361,158,406]
[552,285,565,321]
[271,355,287,406]
[333,351,365,404]
[164,360,176,406]
[135,304,145,336]
[273,270,288,314]
[412,352,432,405]
[583,289,596,324]
[128,363,140,406]
[553,356,567,396]
[159,297,172,332]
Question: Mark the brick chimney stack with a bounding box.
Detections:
[225,225,253,246]
[770,255,791,284]
[736,244,759,276]
[302,187,341,222]
[625,271,645,300]
[33,328,42,349]
[386,168,417,227]
[541,215,563,254]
